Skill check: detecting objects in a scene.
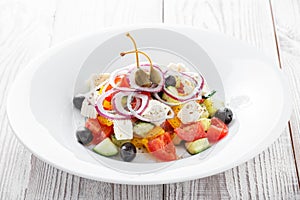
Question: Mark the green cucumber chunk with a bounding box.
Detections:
[133,122,155,138]
[111,134,130,147]
[185,138,211,155]
[93,138,118,156]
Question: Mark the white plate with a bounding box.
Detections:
[7,25,291,184]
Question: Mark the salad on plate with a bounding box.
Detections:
[73,33,233,162]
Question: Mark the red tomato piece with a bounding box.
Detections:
[147,132,177,161]
[85,118,113,145]
[174,122,206,142]
[161,120,174,133]
[119,76,130,87]
[207,117,228,144]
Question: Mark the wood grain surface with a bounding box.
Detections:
[0,0,299,199]
[271,0,300,182]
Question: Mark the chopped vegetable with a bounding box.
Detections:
[146,126,165,138]
[207,117,228,143]
[93,138,118,156]
[167,117,181,129]
[133,122,155,138]
[174,122,206,142]
[97,115,113,126]
[203,98,217,117]
[85,118,112,144]
[185,138,210,155]
[111,134,130,147]
[146,132,177,161]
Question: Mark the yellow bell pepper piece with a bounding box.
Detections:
[97,115,113,126]
[167,117,181,129]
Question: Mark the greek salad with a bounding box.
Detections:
[73,33,233,162]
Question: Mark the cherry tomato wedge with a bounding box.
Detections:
[174,122,206,142]
[146,132,177,161]
[206,117,228,144]
[85,118,113,144]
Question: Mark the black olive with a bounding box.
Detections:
[165,75,176,87]
[214,107,233,124]
[120,142,137,162]
[73,96,85,110]
[76,127,93,145]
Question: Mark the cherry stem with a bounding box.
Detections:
[120,50,153,70]
[126,33,140,68]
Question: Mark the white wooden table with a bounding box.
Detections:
[1,0,300,199]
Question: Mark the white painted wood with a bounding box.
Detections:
[270,0,300,181]
[1,0,300,199]
[0,0,57,199]
[164,0,300,199]
[0,0,164,199]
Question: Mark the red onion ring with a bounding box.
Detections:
[127,96,174,123]
[163,70,204,101]
[153,93,202,106]
[95,90,129,120]
[112,92,132,117]
[109,68,136,92]
[111,91,149,117]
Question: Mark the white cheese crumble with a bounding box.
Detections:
[113,119,133,140]
[80,90,99,119]
[141,100,173,125]
[177,101,206,124]
[167,63,189,72]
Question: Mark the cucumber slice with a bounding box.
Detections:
[133,122,155,138]
[93,138,118,156]
[111,134,130,147]
[185,138,211,155]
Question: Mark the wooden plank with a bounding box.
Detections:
[22,0,164,199]
[270,0,300,183]
[164,0,300,199]
[0,0,57,199]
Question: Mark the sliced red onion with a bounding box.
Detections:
[112,92,133,117]
[126,93,149,114]
[128,64,164,93]
[153,93,202,106]
[95,90,129,120]
[127,96,173,122]
[109,67,136,92]
[112,91,149,118]
[163,70,204,101]
[183,71,205,91]
[153,93,184,106]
